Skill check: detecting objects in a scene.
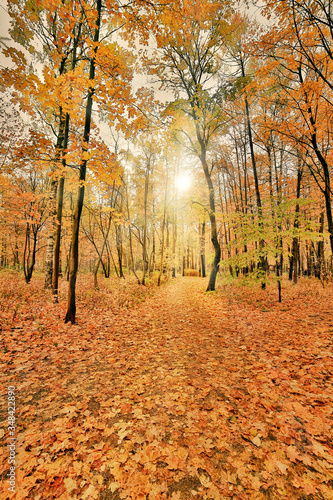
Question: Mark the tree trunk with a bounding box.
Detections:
[23,224,38,284]
[124,179,140,283]
[44,84,69,289]
[200,222,206,278]
[195,125,220,291]
[65,0,101,323]
[109,244,119,277]
[241,57,266,287]
[289,164,302,283]
[172,165,178,278]
[44,180,57,288]
[116,225,125,278]
[52,114,70,301]
[13,240,19,268]
[158,168,168,286]
[297,66,333,256]
[94,257,100,290]
[23,223,31,283]
[316,212,325,279]
[141,160,150,285]
[51,12,82,296]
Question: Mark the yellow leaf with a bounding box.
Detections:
[251,475,261,491]
[64,477,77,493]
[108,482,118,493]
[252,435,261,447]
[199,473,212,487]
[276,460,288,475]
[60,405,77,414]
[81,484,98,499]
[312,440,333,461]
[286,445,301,463]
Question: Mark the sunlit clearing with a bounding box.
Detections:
[177,174,192,192]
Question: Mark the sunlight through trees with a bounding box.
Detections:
[1,0,333,314]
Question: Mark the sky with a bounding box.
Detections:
[0,1,30,72]
[0,0,267,147]
[0,1,9,37]
[0,1,11,68]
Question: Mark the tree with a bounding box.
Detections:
[4,0,88,288]
[65,0,102,323]
[149,0,236,290]
[1,129,52,282]
[257,0,333,256]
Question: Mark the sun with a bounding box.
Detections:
[176,173,192,192]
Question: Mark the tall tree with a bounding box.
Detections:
[65,0,102,323]
[257,0,333,255]
[150,0,236,290]
[4,0,88,288]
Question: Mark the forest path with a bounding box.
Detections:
[1,276,333,500]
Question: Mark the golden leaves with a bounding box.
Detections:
[64,477,77,494]
[81,484,99,499]
[2,47,27,69]
[275,460,288,475]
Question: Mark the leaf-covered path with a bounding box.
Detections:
[1,277,333,499]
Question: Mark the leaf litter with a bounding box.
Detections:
[0,274,333,499]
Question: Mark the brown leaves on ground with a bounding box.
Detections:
[0,274,333,500]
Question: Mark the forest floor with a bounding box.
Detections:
[1,273,333,500]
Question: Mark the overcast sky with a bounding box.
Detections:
[0,1,9,39]
[0,0,19,71]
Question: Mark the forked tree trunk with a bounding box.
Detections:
[44,18,79,289]
[44,91,68,289]
[65,0,101,323]
[23,224,38,284]
[52,18,83,299]
[297,66,333,256]
[85,226,111,287]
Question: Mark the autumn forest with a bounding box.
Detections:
[1,0,333,499]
